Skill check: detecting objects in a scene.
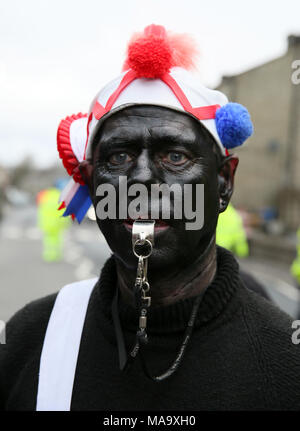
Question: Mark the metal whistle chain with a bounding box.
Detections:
[132,220,155,346]
[112,218,205,381]
[130,221,205,382]
[111,220,155,371]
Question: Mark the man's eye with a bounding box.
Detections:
[164,152,188,165]
[109,152,132,165]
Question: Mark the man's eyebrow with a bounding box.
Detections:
[98,134,141,147]
[97,126,199,148]
[99,134,198,149]
[149,129,198,147]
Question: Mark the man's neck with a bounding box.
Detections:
[116,238,217,308]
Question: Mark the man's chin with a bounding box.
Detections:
[98,218,186,269]
[98,217,213,273]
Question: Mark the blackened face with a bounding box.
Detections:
[91,106,220,270]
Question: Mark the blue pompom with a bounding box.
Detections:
[215,102,253,149]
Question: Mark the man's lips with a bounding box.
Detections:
[123,218,170,231]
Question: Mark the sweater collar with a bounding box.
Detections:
[97,246,240,335]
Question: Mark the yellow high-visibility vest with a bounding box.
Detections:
[291,228,300,284]
[37,188,70,233]
[216,203,249,258]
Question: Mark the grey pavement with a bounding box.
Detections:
[239,257,300,319]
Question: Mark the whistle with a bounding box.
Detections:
[132,220,155,258]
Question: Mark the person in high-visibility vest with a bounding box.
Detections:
[37,187,70,262]
[216,202,249,258]
[291,227,300,287]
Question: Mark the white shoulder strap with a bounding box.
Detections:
[36,278,97,411]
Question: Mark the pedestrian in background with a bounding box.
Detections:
[37,186,70,262]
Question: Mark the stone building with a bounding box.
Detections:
[217,35,300,230]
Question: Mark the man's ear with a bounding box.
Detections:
[78,160,94,196]
[217,155,239,213]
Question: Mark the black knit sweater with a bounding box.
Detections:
[0,247,300,410]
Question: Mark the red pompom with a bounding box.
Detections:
[123,24,199,78]
[126,25,172,78]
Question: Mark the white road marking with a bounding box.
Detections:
[75,258,96,280]
[25,227,42,240]
[1,226,23,239]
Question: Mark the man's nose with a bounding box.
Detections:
[128,149,158,186]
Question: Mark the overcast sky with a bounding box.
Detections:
[1,0,299,168]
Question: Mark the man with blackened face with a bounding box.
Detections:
[1,25,300,411]
[84,105,236,308]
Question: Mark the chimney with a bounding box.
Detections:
[288,35,300,48]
